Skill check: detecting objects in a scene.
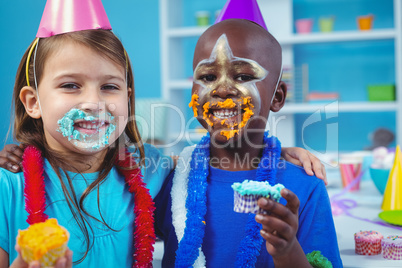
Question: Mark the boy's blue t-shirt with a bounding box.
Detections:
[0,143,172,267]
[155,157,343,268]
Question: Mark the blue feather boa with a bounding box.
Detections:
[175,131,281,267]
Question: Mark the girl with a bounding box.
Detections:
[0,29,172,267]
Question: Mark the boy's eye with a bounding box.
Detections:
[102,84,119,91]
[199,74,217,82]
[60,83,79,89]
[235,74,255,82]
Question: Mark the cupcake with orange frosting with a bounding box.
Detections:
[17,218,69,266]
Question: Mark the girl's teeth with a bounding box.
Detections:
[77,121,106,129]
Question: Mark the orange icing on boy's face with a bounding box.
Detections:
[190,34,268,140]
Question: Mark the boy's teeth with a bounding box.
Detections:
[213,109,239,119]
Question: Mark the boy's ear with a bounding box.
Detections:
[270,81,287,112]
[20,86,41,119]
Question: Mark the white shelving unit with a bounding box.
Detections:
[159,0,402,153]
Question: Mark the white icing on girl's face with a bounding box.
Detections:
[36,41,129,155]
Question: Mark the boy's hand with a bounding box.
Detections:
[11,245,73,268]
[255,188,300,258]
[0,144,25,173]
[281,147,327,185]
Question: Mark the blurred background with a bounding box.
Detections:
[1,0,400,157]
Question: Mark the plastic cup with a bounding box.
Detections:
[196,11,210,27]
[295,18,313,34]
[339,154,363,191]
[319,17,334,32]
[357,15,374,31]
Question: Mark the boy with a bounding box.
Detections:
[154,5,342,268]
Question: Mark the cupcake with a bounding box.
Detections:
[231,180,285,214]
[354,230,383,255]
[17,218,69,267]
[382,235,402,260]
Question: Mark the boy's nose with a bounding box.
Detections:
[212,81,238,99]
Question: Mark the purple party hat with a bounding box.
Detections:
[36,0,112,38]
[215,0,268,31]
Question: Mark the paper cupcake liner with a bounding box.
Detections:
[354,231,383,255]
[382,236,402,260]
[234,192,272,214]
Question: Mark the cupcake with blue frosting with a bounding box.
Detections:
[231,180,285,214]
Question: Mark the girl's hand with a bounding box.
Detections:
[255,189,300,258]
[0,144,25,173]
[11,245,73,268]
[281,147,327,185]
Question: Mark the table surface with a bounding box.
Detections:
[327,169,402,268]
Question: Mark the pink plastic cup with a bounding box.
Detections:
[295,18,313,34]
[339,156,363,191]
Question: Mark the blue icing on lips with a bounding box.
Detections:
[57,108,116,150]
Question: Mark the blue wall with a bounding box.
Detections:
[0,0,161,144]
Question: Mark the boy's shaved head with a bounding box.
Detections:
[193,19,282,85]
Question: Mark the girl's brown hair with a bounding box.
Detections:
[12,29,145,263]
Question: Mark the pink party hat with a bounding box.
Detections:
[36,0,112,38]
[215,0,268,31]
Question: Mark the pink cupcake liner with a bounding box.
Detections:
[354,230,383,255]
[382,236,402,260]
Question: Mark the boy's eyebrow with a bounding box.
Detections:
[232,60,255,69]
[196,62,216,69]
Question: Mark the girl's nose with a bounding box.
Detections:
[78,89,105,112]
[79,102,104,113]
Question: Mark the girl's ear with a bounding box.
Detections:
[20,86,41,119]
[127,87,132,98]
[270,81,287,112]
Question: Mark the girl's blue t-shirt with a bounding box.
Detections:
[0,143,172,267]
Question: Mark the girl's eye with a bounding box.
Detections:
[199,74,217,83]
[102,84,119,91]
[60,83,79,89]
[235,74,255,82]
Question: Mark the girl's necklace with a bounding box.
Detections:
[173,132,281,267]
[22,146,155,268]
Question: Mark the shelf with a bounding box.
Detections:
[167,26,208,37]
[280,29,396,45]
[168,80,193,90]
[276,101,398,114]
[166,27,396,44]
